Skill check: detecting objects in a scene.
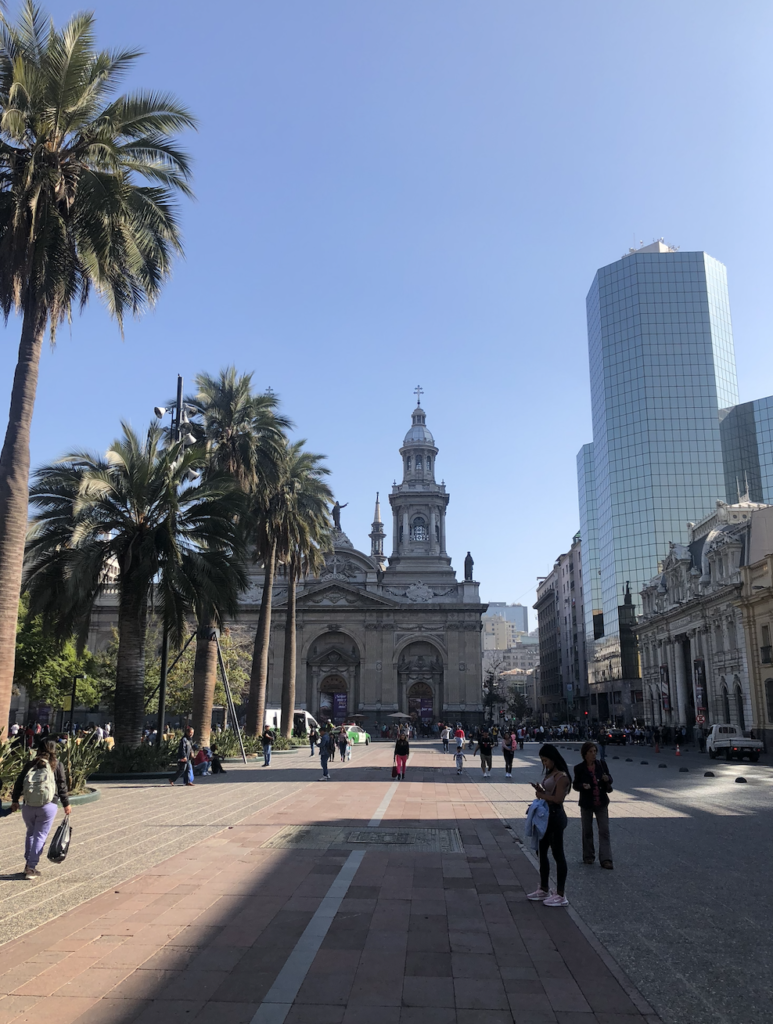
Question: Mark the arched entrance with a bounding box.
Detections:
[319,675,349,725]
[305,631,361,724]
[408,681,434,723]
[397,641,443,724]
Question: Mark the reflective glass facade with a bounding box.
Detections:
[577,443,603,643]
[720,396,773,504]
[586,250,739,658]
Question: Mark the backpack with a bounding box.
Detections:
[23,763,57,807]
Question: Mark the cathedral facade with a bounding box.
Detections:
[258,400,487,733]
[86,400,486,733]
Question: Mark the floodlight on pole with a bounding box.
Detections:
[153,406,166,419]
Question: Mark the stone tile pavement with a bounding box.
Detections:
[0,742,662,1024]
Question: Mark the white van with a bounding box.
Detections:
[264,708,320,735]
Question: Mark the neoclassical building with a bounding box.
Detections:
[88,400,486,732]
[636,500,766,732]
[254,400,486,732]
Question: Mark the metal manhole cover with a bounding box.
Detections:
[263,824,462,853]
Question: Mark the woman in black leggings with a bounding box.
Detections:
[527,744,570,907]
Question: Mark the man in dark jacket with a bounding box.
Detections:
[573,741,613,868]
[318,727,333,781]
[170,727,195,786]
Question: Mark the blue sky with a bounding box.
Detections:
[2,0,773,619]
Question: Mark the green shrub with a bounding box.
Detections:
[59,736,104,794]
[98,739,177,774]
[0,741,32,801]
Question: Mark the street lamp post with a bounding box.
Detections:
[154,375,185,748]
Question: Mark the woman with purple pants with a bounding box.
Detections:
[11,740,71,879]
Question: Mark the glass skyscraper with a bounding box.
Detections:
[720,396,773,505]
[578,241,739,690]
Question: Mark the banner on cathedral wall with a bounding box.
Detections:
[693,658,707,712]
[660,664,671,711]
[333,692,348,723]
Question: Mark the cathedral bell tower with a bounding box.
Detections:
[385,389,455,583]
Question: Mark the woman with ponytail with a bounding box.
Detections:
[527,743,571,907]
[11,740,71,879]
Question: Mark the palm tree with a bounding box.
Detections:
[185,368,289,744]
[277,445,333,739]
[23,423,246,746]
[0,3,196,734]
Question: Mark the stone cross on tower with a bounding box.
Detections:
[414,384,424,406]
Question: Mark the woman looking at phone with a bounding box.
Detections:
[527,743,571,907]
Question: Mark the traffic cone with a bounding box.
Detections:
[676,744,681,756]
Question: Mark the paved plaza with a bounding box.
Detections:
[0,739,768,1024]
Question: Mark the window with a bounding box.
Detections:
[411,516,428,541]
[406,456,411,472]
[426,457,432,472]
[415,456,422,471]
[765,679,773,723]
[735,685,745,731]
[612,691,622,704]
[722,685,730,723]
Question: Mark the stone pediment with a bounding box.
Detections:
[294,581,399,610]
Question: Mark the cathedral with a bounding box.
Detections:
[258,397,487,733]
[86,398,486,733]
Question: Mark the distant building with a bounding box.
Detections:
[486,602,528,633]
[535,535,587,723]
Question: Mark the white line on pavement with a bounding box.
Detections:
[249,849,366,1024]
[368,780,399,826]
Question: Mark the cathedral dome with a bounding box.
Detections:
[404,405,435,446]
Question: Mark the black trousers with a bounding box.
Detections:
[502,749,514,772]
[170,760,191,784]
[539,814,568,894]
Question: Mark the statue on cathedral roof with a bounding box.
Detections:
[331,500,348,531]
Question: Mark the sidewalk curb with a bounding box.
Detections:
[68,787,101,805]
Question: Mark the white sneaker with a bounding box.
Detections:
[526,888,550,901]
[543,893,569,907]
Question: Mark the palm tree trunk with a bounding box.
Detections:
[0,302,48,734]
[246,540,276,735]
[114,587,149,747]
[192,618,218,747]
[280,570,298,739]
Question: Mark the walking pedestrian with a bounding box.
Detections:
[318,727,333,780]
[394,729,410,780]
[501,729,516,778]
[338,728,348,762]
[169,727,195,786]
[441,725,451,753]
[454,748,466,774]
[10,740,71,879]
[573,741,613,869]
[527,744,571,907]
[474,730,493,777]
[309,726,319,756]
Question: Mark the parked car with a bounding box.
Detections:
[600,729,627,745]
[346,725,370,745]
[706,724,763,762]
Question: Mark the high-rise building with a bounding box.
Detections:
[578,240,739,716]
[486,602,529,632]
[719,396,773,505]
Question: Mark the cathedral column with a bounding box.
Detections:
[402,512,409,553]
[430,510,437,554]
[440,511,447,555]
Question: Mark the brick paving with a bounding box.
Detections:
[0,742,661,1024]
